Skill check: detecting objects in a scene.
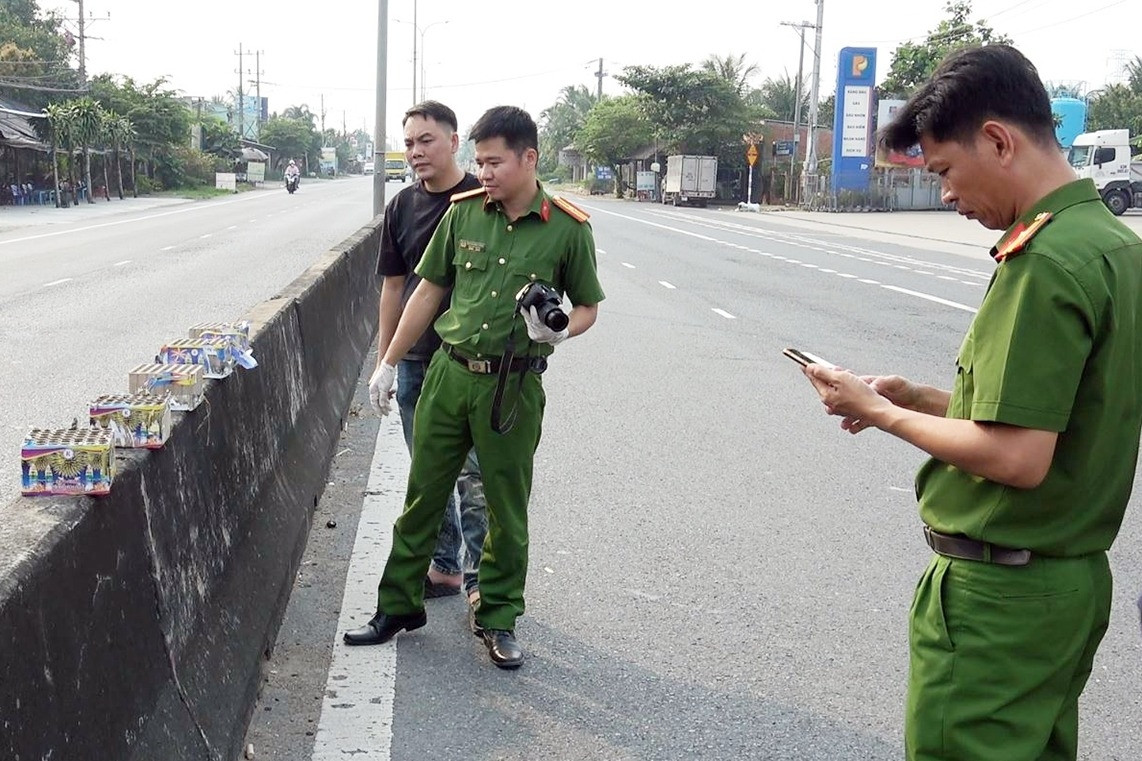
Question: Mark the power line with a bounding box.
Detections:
[1009,0,1129,35]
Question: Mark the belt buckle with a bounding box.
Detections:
[466,358,492,374]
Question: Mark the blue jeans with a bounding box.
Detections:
[396,357,486,594]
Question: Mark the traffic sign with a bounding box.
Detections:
[746,144,759,166]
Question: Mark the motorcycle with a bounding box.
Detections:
[285,173,300,194]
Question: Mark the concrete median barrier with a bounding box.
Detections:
[0,218,382,761]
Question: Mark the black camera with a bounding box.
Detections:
[516,282,569,332]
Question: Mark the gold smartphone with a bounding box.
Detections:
[783,348,835,368]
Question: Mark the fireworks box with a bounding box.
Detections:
[21,427,115,497]
[128,363,205,411]
[89,392,172,449]
[188,320,258,369]
[157,338,234,379]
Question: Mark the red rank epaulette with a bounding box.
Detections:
[450,187,487,203]
[992,211,1052,262]
[551,195,589,223]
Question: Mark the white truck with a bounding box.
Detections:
[1068,129,1142,216]
[661,154,717,207]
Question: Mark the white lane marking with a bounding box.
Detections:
[114,260,131,267]
[659,281,676,289]
[0,192,270,247]
[226,225,238,231]
[820,268,837,274]
[859,278,881,284]
[199,233,212,239]
[621,262,636,269]
[786,259,801,264]
[938,275,957,281]
[837,273,857,279]
[712,308,736,319]
[800,263,818,269]
[596,248,607,255]
[312,421,407,761]
[44,278,72,287]
[881,285,978,313]
[249,219,258,223]
[161,245,175,251]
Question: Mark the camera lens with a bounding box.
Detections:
[544,308,569,332]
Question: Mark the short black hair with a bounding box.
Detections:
[403,100,458,132]
[880,44,1056,152]
[469,106,538,155]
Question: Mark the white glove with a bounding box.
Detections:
[522,306,569,346]
[368,361,397,416]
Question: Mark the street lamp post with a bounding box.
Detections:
[419,20,450,101]
[393,15,450,105]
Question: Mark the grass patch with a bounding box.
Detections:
[154,186,237,200]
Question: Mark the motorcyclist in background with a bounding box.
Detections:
[284,159,300,193]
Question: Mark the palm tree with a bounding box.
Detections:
[72,97,104,203]
[702,53,760,97]
[756,72,806,123]
[107,115,132,200]
[43,102,75,208]
[539,84,596,174]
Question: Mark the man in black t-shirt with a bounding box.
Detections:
[374,101,486,604]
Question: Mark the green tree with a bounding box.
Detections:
[260,115,322,173]
[72,97,104,203]
[88,75,192,190]
[107,114,133,199]
[816,94,835,128]
[1087,85,1142,141]
[198,116,240,159]
[881,1,1010,96]
[538,84,596,176]
[755,71,805,122]
[42,101,75,206]
[575,95,653,196]
[701,53,760,97]
[0,0,77,109]
[617,63,753,168]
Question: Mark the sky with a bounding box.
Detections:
[37,0,1139,150]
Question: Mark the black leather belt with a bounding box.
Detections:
[444,344,529,375]
[923,526,1032,566]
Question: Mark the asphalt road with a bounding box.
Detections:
[0,177,390,499]
[244,193,1142,760]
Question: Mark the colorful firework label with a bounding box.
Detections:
[21,428,114,497]
[89,392,172,449]
[129,363,205,411]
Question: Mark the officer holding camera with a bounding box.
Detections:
[344,105,604,669]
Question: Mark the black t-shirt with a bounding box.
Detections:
[377,172,482,360]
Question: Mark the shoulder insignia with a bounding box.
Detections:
[993,211,1053,263]
[450,186,487,203]
[551,195,590,223]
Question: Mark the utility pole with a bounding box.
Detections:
[595,58,605,101]
[804,0,826,200]
[76,0,86,83]
[320,93,326,143]
[780,20,812,203]
[254,50,263,136]
[374,0,389,216]
[235,43,245,140]
[411,0,418,107]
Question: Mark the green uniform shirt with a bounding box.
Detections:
[415,183,605,358]
[916,179,1142,556]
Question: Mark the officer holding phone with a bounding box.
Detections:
[795,45,1142,761]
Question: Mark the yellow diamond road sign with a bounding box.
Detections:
[746,144,759,166]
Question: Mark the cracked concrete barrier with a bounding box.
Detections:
[0,218,382,761]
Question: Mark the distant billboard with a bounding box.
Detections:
[831,47,877,193]
[874,100,925,169]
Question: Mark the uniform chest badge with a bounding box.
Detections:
[458,239,486,253]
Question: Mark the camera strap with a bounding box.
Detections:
[490,336,526,435]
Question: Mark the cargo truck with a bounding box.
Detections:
[1067,129,1142,215]
[384,150,410,182]
[661,155,717,207]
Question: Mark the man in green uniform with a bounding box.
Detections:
[344,105,605,669]
[798,45,1142,760]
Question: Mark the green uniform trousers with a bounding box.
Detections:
[906,552,1112,761]
[377,349,545,631]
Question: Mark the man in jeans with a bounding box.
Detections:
[374,100,486,604]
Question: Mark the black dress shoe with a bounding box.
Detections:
[343,610,427,646]
[481,629,524,669]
